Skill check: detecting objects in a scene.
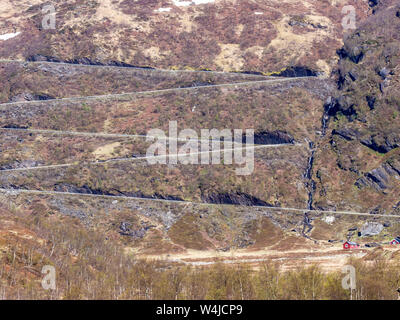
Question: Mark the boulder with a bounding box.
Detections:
[360,222,384,237]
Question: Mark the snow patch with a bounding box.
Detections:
[173,0,214,6]
[173,0,192,6]
[0,32,21,41]
[193,0,215,4]
[254,12,263,15]
[154,7,172,12]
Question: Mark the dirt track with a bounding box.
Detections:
[136,242,400,271]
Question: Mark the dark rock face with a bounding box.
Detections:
[54,184,113,195]
[366,96,376,110]
[274,66,319,77]
[10,92,54,103]
[27,54,62,63]
[355,162,400,191]
[2,124,28,129]
[323,96,357,119]
[360,135,400,154]
[332,128,359,141]
[378,67,390,79]
[52,183,184,201]
[249,131,295,145]
[336,47,364,64]
[27,54,154,69]
[368,0,379,8]
[239,70,264,76]
[202,192,272,207]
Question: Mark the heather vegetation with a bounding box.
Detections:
[0,0,369,73]
[0,146,310,208]
[0,61,268,103]
[0,77,330,143]
[0,131,156,169]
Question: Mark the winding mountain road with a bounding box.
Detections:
[0,77,315,107]
[0,187,398,219]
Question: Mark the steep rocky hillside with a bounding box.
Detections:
[0,0,369,74]
[0,61,269,103]
[0,146,310,208]
[1,0,399,270]
[0,76,332,141]
[0,130,156,169]
[2,190,399,255]
[0,70,332,211]
[313,0,400,214]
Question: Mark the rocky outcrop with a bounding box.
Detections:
[2,124,28,129]
[360,135,400,154]
[119,221,154,238]
[54,183,113,195]
[202,192,272,207]
[313,0,400,213]
[27,54,151,69]
[323,96,357,119]
[53,183,185,201]
[288,18,327,30]
[360,222,384,237]
[356,161,400,192]
[273,66,319,77]
[10,92,54,103]
[251,131,295,145]
[336,46,364,65]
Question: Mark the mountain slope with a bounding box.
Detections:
[313,0,400,214]
[0,0,369,74]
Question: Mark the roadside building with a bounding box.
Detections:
[390,237,400,245]
[343,241,360,250]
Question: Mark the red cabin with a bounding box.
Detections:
[343,241,360,250]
